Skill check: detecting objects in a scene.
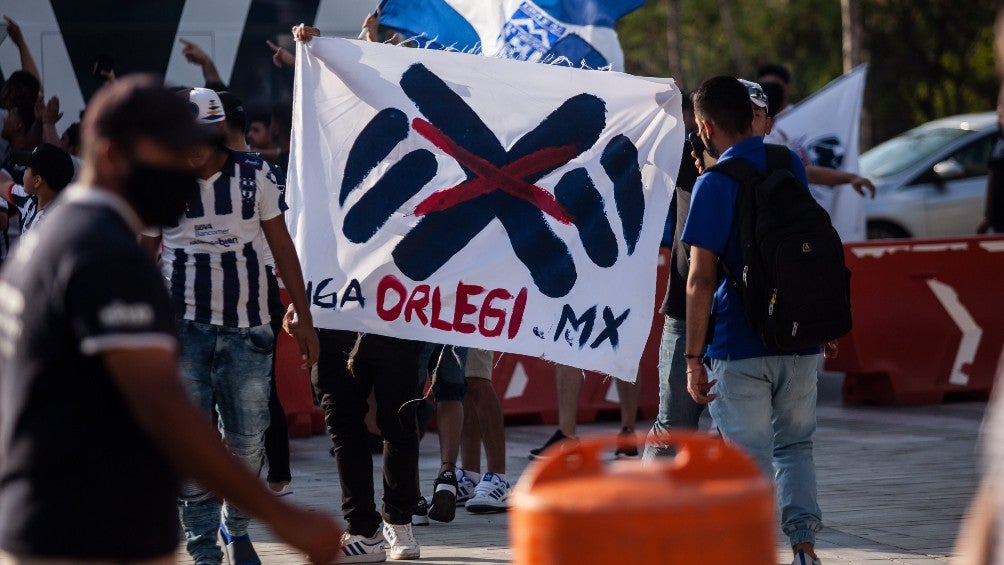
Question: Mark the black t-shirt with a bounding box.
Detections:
[659,138,699,318]
[0,188,180,560]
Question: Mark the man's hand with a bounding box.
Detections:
[849,175,876,198]
[692,149,706,175]
[268,504,343,564]
[180,38,212,67]
[283,303,319,369]
[361,10,380,42]
[292,23,320,43]
[42,96,62,125]
[266,40,295,68]
[5,16,25,47]
[823,340,839,359]
[686,360,717,404]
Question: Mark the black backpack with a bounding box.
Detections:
[708,144,852,352]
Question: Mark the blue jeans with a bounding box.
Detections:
[176,320,273,564]
[418,343,468,402]
[643,316,705,460]
[707,354,822,547]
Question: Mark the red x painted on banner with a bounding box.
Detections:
[410,117,576,224]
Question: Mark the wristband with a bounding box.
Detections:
[684,354,704,361]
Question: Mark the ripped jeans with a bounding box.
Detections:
[176,319,273,565]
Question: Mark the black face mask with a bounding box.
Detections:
[702,131,721,159]
[123,162,200,228]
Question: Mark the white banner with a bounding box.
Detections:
[768,64,869,241]
[287,38,683,381]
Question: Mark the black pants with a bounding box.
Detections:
[264,267,291,483]
[313,328,423,535]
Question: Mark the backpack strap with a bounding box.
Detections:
[764,143,793,172]
[707,154,762,186]
[708,143,793,182]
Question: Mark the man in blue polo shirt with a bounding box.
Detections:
[682,76,823,565]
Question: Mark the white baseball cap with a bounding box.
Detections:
[739,79,768,109]
[188,87,226,124]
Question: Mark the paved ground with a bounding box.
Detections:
[164,372,985,564]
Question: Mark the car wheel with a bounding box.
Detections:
[867,221,910,240]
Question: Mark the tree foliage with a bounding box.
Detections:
[617,0,998,146]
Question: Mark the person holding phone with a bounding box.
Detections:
[643,92,707,458]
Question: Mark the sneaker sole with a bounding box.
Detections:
[465,502,508,514]
[411,514,429,526]
[428,490,457,522]
[388,548,420,560]
[340,552,388,564]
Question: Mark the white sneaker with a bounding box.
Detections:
[455,467,480,505]
[339,531,386,563]
[382,522,420,560]
[464,472,510,513]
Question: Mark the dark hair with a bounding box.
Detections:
[10,103,36,132]
[28,143,74,192]
[681,92,693,112]
[62,122,81,149]
[1,70,42,108]
[270,102,292,132]
[247,109,271,127]
[216,91,247,135]
[758,81,785,118]
[757,62,791,85]
[691,76,752,136]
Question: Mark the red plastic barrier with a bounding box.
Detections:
[491,248,669,423]
[490,353,602,425]
[827,235,1004,404]
[582,249,669,419]
[275,289,325,437]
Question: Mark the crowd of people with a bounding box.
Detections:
[0,7,893,565]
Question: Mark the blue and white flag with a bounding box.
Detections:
[377,0,645,71]
[287,38,683,381]
[767,64,869,241]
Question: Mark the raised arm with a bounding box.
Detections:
[180,39,225,90]
[5,16,40,81]
[40,96,63,146]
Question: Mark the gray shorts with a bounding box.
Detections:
[465,348,494,380]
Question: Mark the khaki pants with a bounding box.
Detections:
[464,347,494,380]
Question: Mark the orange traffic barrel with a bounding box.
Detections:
[510,432,775,565]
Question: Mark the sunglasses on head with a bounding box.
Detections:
[739,79,768,107]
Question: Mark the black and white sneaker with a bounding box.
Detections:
[528,429,575,460]
[428,470,458,522]
[412,496,430,526]
[614,426,640,458]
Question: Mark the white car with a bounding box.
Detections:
[859,112,998,239]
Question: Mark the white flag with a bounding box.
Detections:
[287,38,683,381]
[768,64,869,241]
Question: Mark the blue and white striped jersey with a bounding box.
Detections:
[154,150,288,328]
